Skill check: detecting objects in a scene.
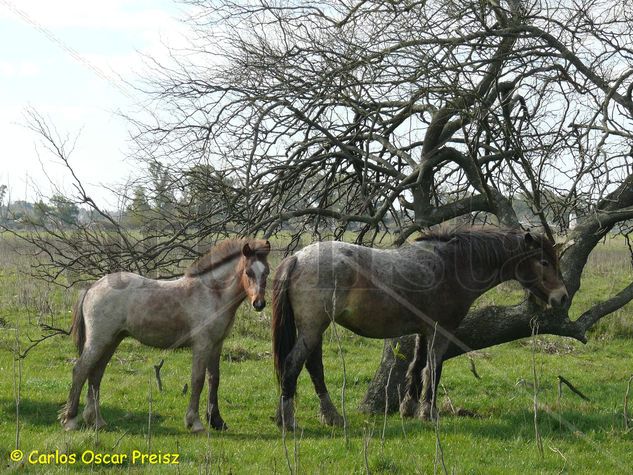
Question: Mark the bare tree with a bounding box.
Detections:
[10,1,633,409]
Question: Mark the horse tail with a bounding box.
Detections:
[71,289,88,355]
[272,255,298,385]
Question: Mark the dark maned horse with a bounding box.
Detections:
[60,239,270,433]
[271,228,567,429]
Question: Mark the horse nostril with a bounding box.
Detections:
[253,300,265,311]
[560,294,568,306]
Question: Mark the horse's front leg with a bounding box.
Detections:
[206,343,228,431]
[418,334,450,421]
[399,334,426,418]
[185,346,208,433]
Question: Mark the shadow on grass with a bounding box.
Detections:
[376,407,620,442]
[0,397,182,436]
[1,396,619,443]
[0,397,324,440]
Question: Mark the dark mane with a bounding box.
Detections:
[415,226,556,266]
[185,239,246,277]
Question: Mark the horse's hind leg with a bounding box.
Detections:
[400,334,427,418]
[276,335,319,431]
[60,345,107,431]
[305,339,343,427]
[83,336,122,429]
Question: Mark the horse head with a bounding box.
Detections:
[241,240,271,311]
[514,232,568,308]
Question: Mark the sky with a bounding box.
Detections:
[0,0,189,207]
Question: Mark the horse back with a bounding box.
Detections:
[289,241,453,338]
[83,272,204,349]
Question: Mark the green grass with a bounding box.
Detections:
[1,235,632,473]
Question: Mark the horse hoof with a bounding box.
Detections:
[275,413,299,432]
[417,403,439,422]
[279,421,299,432]
[189,421,205,434]
[92,419,108,430]
[83,410,107,430]
[62,416,82,431]
[399,397,418,418]
[208,413,228,431]
[319,410,344,427]
[275,398,297,431]
[84,418,108,430]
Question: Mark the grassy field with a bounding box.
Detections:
[0,234,632,473]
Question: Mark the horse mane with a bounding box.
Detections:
[185,239,246,277]
[415,226,556,266]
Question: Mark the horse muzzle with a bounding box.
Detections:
[548,287,569,308]
[253,299,266,311]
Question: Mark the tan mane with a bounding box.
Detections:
[185,239,246,277]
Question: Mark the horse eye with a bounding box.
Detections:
[246,270,255,278]
[540,260,550,267]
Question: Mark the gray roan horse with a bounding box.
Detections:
[60,239,271,433]
[272,228,568,429]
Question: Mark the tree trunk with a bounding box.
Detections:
[359,302,587,414]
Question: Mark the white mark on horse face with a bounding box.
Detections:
[251,260,266,280]
[245,259,268,311]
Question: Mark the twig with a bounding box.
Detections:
[363,422,373,475]
[294,427,303,475]
[205,404,212,475]
[430,323,448,475]
[92,386,100,446]
[548,445,568,474]
[530,321,544,457]
[327,278,349,446]
[111,430,129,450]
[16,323,69,359]
[557,376,562,430]
[557,375,590,402]
[154,359,164,392]
[12,318,22,451]
[468,356,481,380]
[381,361,395,449]
[441,384,456,415]
[397,384,407,438]
[624,375,633,431]
[147,374,153,453]
[280,396,293,475]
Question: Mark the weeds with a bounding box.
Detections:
[1,234,633,472]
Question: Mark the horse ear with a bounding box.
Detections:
[524,231,536,247]
[242,243,253,257]
[264,240,271,254]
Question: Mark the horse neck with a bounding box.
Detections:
[194,257,246,302]
[449,234,525,299]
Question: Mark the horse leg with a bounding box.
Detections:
[206,343,227,431]
[83,336,122,429]
[185,347,208,433]
[60,345,107,431]
[305,339,343,427]
[399,334,427,418]
[418,333,450,421]
[276,336,317,431]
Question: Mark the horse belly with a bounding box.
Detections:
[126,319,192,349]
[131,328,192,349]
[335,289,421,339]
[124,300,193,349]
